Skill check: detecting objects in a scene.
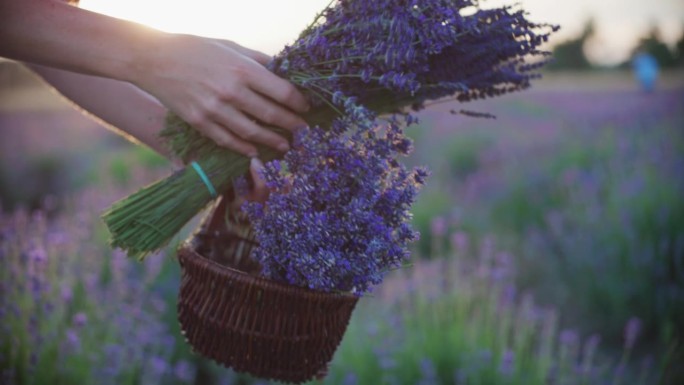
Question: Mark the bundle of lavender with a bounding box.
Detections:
[103,0,557,261]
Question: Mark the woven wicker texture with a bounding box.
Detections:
[176,195,359,384]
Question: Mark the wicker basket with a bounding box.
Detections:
[177,194,359,384]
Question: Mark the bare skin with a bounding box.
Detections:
[0,0,309,157]
[26,63,172,157]
[0,0,307,200]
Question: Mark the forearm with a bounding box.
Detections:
[0,0,310,158]
[0,0,162,84]
[27,64,171,158]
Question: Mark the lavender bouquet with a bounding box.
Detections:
[103,0,557,277]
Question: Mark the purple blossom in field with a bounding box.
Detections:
[453,369,467,385]
[342,372,358,385]
[63,328,80,353]
[1,200,187,385]
[450,231,469,254]
[431,216,448,237]
[72,312,87,328]
[580,334,601,375]
[477,349,493,365]
[149,355,169,375]
[418,357,438,385]
[173,360,196,382]
[499,284,516,308]
[624,317,642,351]
[60,284,73,302]
[560,329,580,348]
[498,349,515,376]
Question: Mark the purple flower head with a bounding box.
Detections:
[244,111,425,293]
[28,246,47,264]
[342,372,358,385]
[624,317,642,350]
[450,231,469,254]
[498,350,515,377]
[431,216,448,237]
[419,357,437,380]
[236,0,556,294]
[150,356,168,374]
[63,328,80,353]
[269,0,556,119]
[60,284,73,303]
[173,360,196,382]
[560,329,579,347]
[72,312,87,328]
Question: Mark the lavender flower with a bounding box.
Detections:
[244,110,427,293]
[269,0,557,119]
[624,317,642,351]
[173,360,196,383]
[239,1,556,295]
[72,312,87,328]
[418,357,438,385]
[498,349,515,377]
[342,372,359,385]
[103,0,558,261]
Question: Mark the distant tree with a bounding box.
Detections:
[547,19,595,71]
[676,29,684,66]
[633,26,678,68]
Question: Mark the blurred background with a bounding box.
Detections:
[1,1,683,384]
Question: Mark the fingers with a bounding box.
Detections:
[248,66,310,114]
[229,87,308,132]
[248,157,269,203]
[196,120,258,157]
[212,38,272,66]
[240,48,271,66]
[209,104,290,152]
[232,157,269,205]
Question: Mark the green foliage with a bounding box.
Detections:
[0,154,71,211]
[547,19,595,71]
[444,133,493,178]
[326,257,653,385]
[108,157,131,186]
[412,187,452,255]
[133,146,169,169]
[635,27,679,68]
[676,29,684,66]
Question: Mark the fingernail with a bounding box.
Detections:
[277,142,290,152]
[250,157,264,169]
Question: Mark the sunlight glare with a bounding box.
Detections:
[79,0,683,65]
[79,0,332,55]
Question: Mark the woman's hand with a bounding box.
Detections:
[226,157,270,210]
[1,1,308,157]
[244,157,270,203]
[130,34,309,157]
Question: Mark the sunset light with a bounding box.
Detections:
[79,0,333,55]
[79,0,683,65]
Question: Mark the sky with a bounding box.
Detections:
[80,0,684,66]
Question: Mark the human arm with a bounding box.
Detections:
[0,0,310,157]
[27,63,171,157]
[27,63,271,200]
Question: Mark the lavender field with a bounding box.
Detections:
[1,66,683,384]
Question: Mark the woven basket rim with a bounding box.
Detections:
[179,242,359,301]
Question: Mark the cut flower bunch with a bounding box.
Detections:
[103,0,557,292]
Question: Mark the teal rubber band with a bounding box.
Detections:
[190,161,217,198]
